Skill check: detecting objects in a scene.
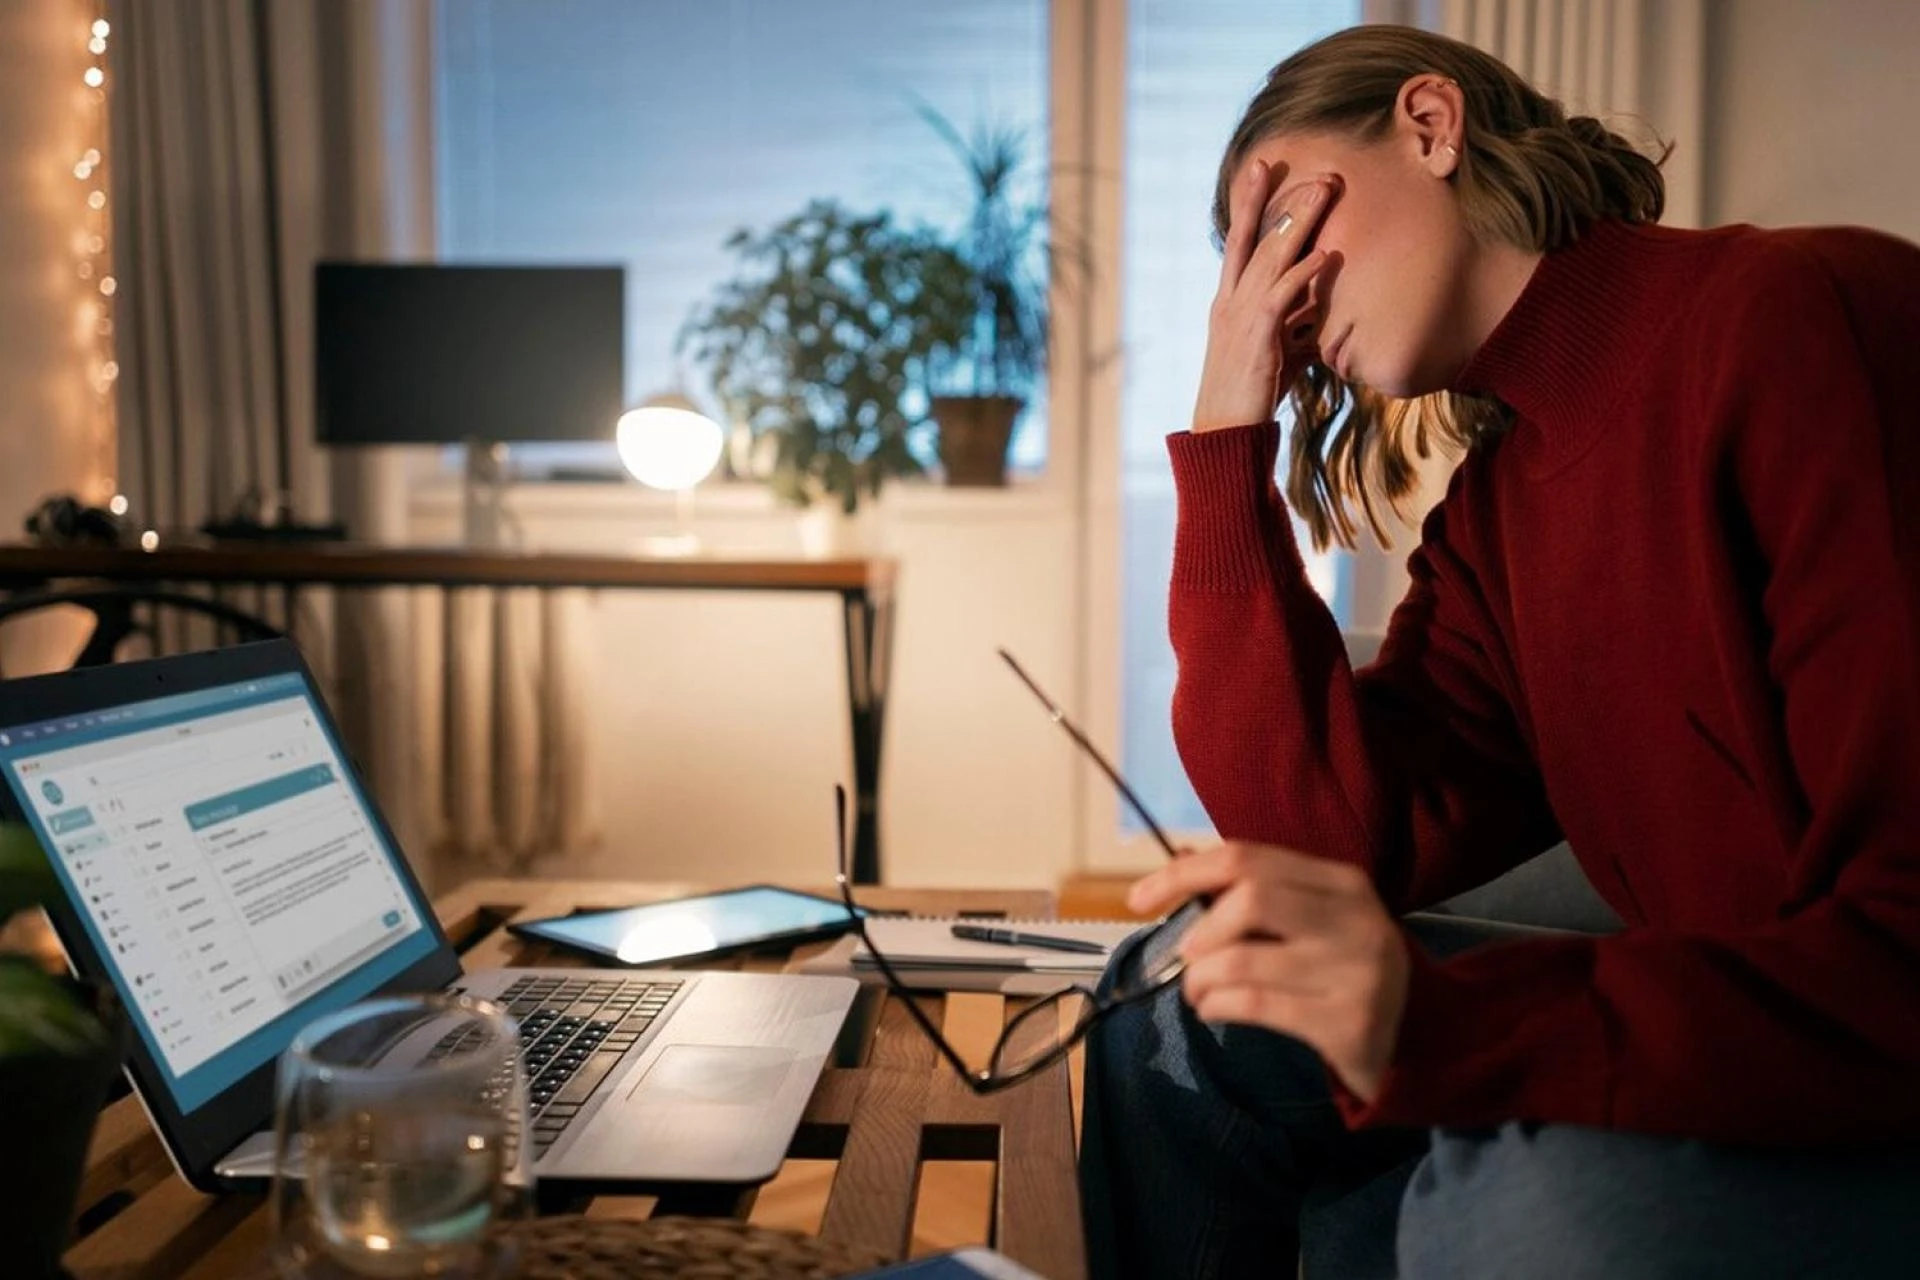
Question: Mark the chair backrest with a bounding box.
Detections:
[1433,840,1624,934]
[0,587,282,675]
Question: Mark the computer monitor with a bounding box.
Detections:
[313,263,625,446]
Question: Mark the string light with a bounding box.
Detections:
[72,0,118,508]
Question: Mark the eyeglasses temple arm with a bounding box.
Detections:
[858,925,994,1085]
[835,782,987,1087]
[997,648,1182,860]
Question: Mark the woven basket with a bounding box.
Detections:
[506,1214,892,1279]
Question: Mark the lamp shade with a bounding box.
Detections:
[615,397,725,492]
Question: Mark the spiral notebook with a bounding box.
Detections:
[798,912,1146,992]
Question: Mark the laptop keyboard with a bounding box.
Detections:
[440,974,684,1158]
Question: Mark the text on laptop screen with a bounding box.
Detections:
[0,673,438,1113]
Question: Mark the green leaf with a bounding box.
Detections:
[680,195,975,500]
[0,823,57,926]
[0,959,107,1058]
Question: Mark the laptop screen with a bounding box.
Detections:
[0,671,439,1114]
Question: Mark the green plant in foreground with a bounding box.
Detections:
[0,823,107,1058]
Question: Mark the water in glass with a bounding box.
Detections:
[271,993,531,1278]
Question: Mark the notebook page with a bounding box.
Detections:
[851,917,1142,972]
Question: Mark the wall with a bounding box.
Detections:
[1704,0,1920,241]
[409,484,1081,890]
[0,0,110,676]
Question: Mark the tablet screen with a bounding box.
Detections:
[511,886,869,966]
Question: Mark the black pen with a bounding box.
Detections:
[950,923,1109,955]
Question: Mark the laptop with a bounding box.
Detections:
[0,640,857,1192]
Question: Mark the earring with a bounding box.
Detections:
[1443,143,1460,160]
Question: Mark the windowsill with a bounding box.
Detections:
[407,475,1072,524]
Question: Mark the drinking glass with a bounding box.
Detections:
[269,993,532,1278]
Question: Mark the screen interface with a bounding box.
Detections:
[0,673,438,1113]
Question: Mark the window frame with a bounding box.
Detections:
[1067,0,1408,872]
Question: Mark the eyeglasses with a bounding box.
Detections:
[830,649,1205,1094]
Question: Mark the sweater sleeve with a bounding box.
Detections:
[1167,424,1561,913]
[1340,234,1920,1145]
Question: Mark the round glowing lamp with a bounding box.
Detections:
[616,394,725,555]
[615,396,724,492]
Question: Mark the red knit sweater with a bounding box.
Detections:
[1167,219,1920,1146]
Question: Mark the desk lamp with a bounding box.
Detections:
[615,393,725,555]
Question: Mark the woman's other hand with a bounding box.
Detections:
[1128,840,1408,1102]
[1191,161,1339,433]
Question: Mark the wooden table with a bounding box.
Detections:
[0,544,898,882]
[62,878,1088,1279]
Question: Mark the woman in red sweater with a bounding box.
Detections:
[1080,24,1920,1279]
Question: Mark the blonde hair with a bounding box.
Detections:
[1215,26,1669,550]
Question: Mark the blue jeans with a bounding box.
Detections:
[1079,926,1920,1279]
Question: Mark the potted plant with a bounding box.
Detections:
[679,200,971,541]
[0,822,123,1279]
[918,109,1083,487]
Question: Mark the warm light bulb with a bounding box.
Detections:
[74,161,92,180]
[139,530,158,552]
[88,36,105,54]
[108,494,128,516]
[88,190,105,209]
[92,18,109,37]
[98,276,116,296]
[83,66,103,88]
[615,405,725,492]
[83,148,100,166]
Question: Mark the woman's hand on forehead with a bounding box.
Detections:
[1259,170,1340,242]
[1191,155,1338,433]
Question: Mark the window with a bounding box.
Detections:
[436,0,1051,475]
[437,2,1374,858]
[1118,0,1360,833]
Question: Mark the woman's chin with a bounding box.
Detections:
[1360,362,1444,400]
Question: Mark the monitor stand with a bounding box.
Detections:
[463,440,511,549]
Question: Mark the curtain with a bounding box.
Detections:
[110,0,311,541]
[107,0,600,886]
[414,589,601,873]
[1410,0,1706,226]
[109,0,428,862]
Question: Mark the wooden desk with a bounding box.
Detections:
[0,544,897,882]
[62,878,1088,1280]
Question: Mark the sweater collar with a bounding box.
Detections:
[1451,220,1702,465]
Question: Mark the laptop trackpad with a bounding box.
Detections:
[627,1044,796,1106]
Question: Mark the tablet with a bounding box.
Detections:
[505,885,873,967]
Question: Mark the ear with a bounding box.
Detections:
[1396,74,1465,179]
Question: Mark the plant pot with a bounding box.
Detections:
[0,985,126,1279]
[931,395,1024,487]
